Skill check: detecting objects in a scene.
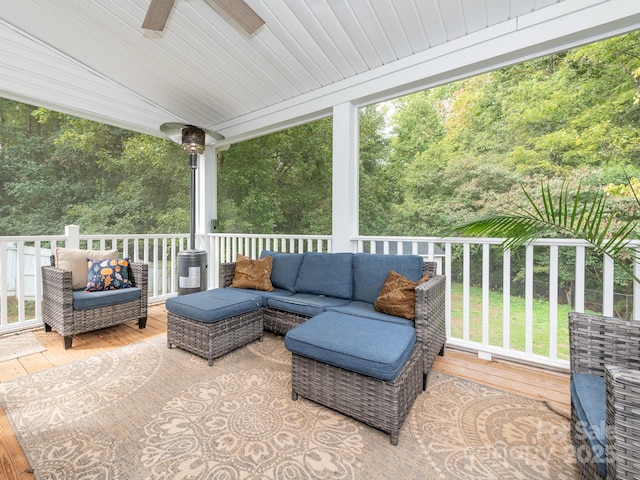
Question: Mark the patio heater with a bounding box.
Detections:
[160,123,224,295]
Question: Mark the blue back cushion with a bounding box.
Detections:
[260,250,303,292]
[294,252,354,299]
[352,253,424,304]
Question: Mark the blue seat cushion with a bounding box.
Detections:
[228,287,294,305]
[327,301,414,326]
[284,311,416,381]
[266,293,349,317]
[294,252,354,299]
[352,253,424,304]
[72,287,141,311]
[165,288,262,323]
[571,373,606,477]
[260,250,303,292]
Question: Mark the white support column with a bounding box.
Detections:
[332,102,359,252]
[196,146,217,251]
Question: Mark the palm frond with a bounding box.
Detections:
[448,180,639,279]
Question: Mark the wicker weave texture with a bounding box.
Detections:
[570,404,605,480]
[569,312,640,376]
[263,307,310,336]
[569,312,640,480]
[291,345,423,445]
[167,309,263,366]
[41,257,148,348]
[415,273,446,374]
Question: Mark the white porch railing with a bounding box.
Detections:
[0,227,189,334]
[356,236,640,371]
[3,227,638,373]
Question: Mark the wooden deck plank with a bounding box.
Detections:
[16,353,55,376]
[0,359,27,382]
[0,404,33,480]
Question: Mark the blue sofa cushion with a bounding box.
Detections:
[571,373,606,477]
[352,253,423,304]
[72,287,141,311]
[294,252,354,299]
[165,288,262,323]
[328,301,414,326]
[260,250,303,292]
[227,287,294,305]
[267,293,349,317]
[284,311,416,381]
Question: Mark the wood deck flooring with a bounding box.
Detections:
[0,303,570,480]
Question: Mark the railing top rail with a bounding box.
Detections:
[208,233,331,240]
[353,235,638,249]
[79,234,188,240]
[0,235,66,242]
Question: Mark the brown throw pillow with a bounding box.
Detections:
[230,254,274,291]
[374,270,429,320]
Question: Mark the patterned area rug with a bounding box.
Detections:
[0,331,46,363]
[0,334,579,479]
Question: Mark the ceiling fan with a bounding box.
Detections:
[142,0,264,34]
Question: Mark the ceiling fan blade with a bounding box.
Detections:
[142,0,175,31]
[208,0,265,35]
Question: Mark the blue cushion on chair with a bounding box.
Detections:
[571,373,606,477]
[260,250,303,292]
[294,252,354,299]
[352,253,424,304]
[165,288,262,323]
[73,287,141,311]
[284,311,416,381]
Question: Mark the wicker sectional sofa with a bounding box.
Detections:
[166,250,446,444]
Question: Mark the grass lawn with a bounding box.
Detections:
[449,282,572,360]
[3,296,36,325]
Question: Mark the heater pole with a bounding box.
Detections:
[189,151,197,250]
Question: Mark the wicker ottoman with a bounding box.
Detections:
[166,288,264,366]
[285,312,423,445]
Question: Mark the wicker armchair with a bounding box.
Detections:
[569,312,640,480]
[42,255,148,349]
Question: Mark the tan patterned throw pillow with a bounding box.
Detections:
[231,254,275,291]
[374,270,429,320]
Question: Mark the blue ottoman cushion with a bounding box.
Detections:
[571,373,606,477]
[166,288,262,323]
[284,311,416,381]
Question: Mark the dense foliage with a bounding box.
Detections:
[1,32,639,242]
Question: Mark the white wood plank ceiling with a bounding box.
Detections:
[1,0,639,145]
